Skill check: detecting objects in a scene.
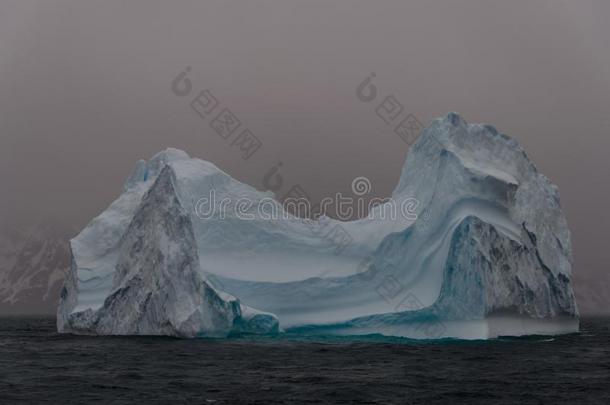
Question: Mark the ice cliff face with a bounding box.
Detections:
[57,113,578,339]
[58,163,278,337]
[360,113,577,322]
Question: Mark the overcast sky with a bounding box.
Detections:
[1,0,609,309]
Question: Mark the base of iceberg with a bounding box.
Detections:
[57,113,578,339]
[287,315,578,340]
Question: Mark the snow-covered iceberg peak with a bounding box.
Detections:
[392,112,572,281]
[58,113,578,339]
[360,113,577,330]
[58,159,278,337]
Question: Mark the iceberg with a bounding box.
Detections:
[57,113,578,339]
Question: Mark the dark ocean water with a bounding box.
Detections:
[0,317,609,404]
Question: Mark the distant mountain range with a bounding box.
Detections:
[0,222,75,315]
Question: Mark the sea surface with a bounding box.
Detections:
[0,317,609,404]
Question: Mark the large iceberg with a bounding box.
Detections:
[57,113,578,339]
